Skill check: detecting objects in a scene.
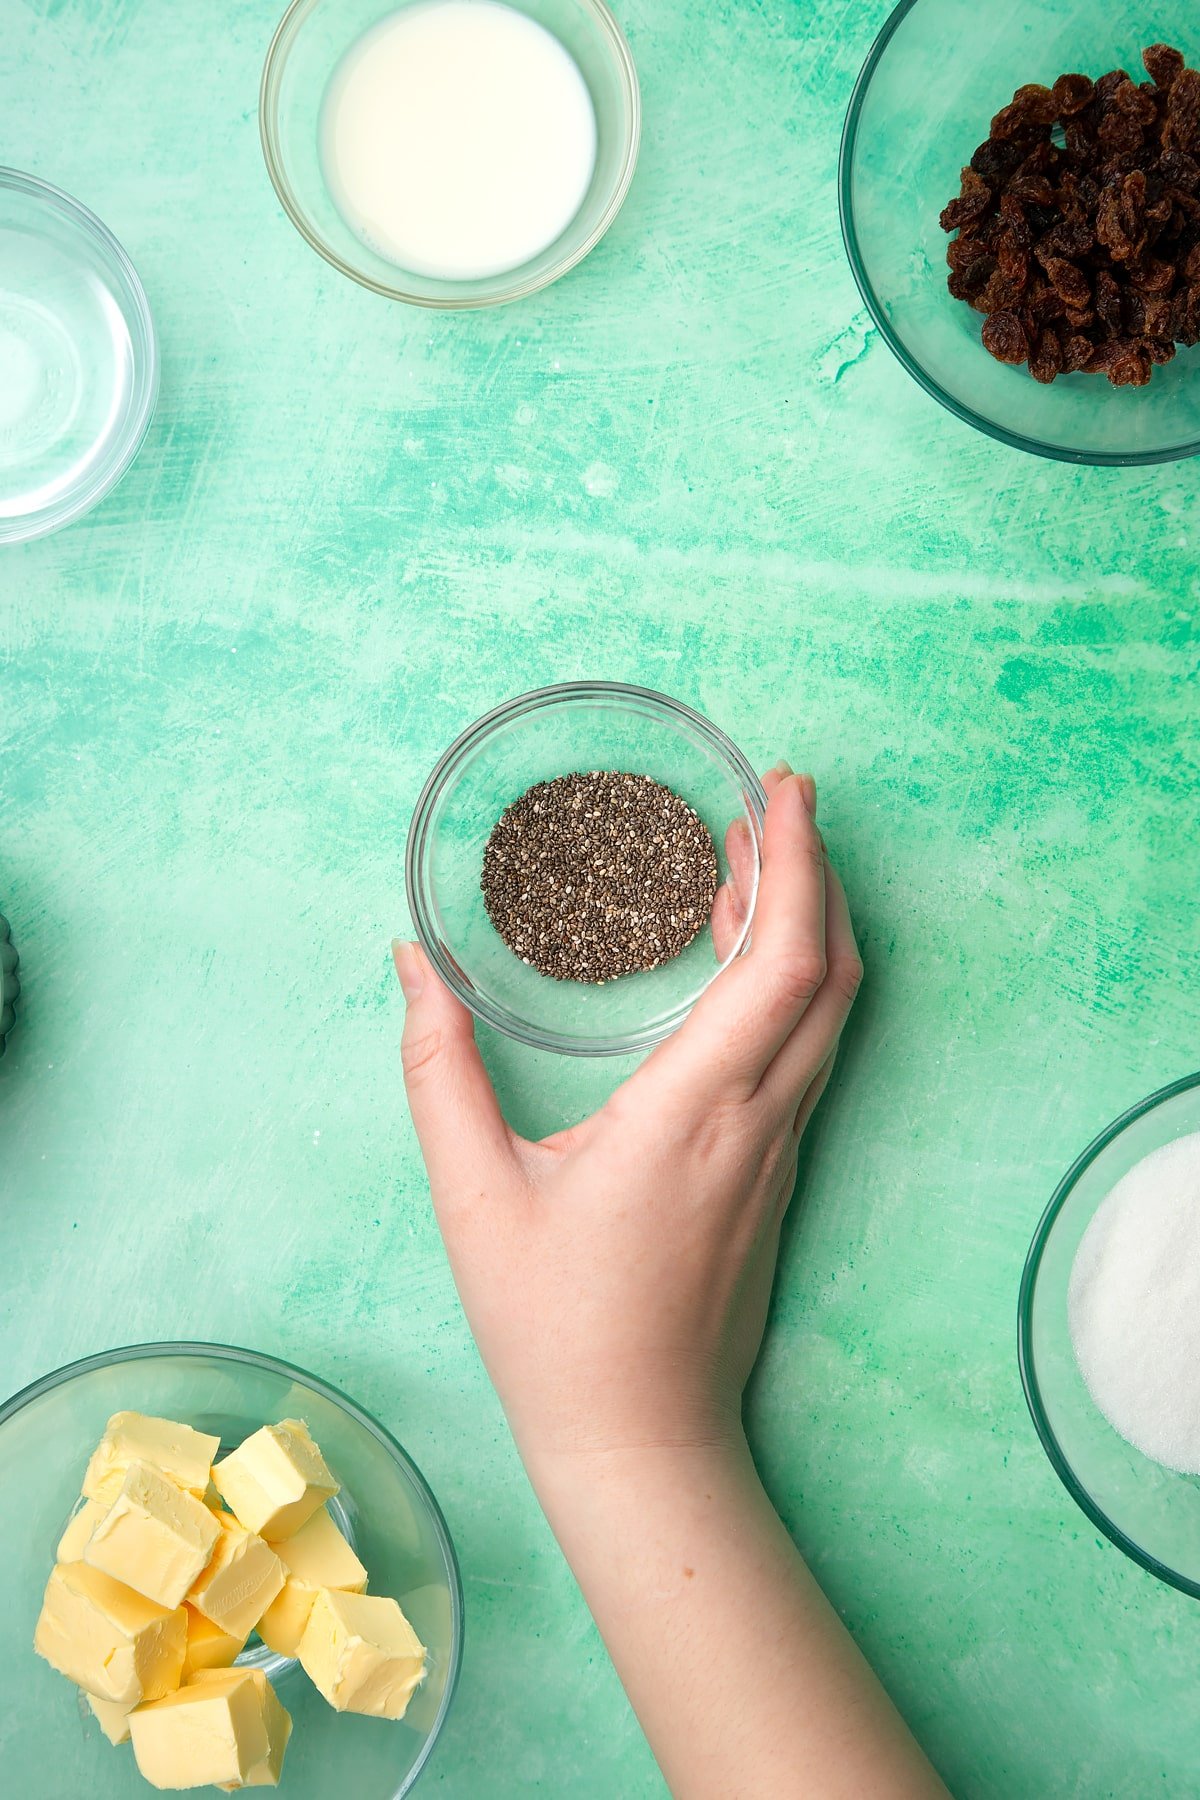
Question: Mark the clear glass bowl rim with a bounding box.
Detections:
[836,0,1200,469]
[405,679,769,1057]
[1017,1067,1200,1597]
[258,0,642,309]
[0,166,159,543]
[0,1338,466,1789]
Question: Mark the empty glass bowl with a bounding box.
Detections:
[1019,1072,1200,1595]
[0,169,158,541]
[0,1342,462,1798]
[405,682,767,1057]
[260,0,640,307]
[840,0,1200,463]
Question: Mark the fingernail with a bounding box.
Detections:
[391,939,425,999]
[798,774,817,816]
[771,758,793,776]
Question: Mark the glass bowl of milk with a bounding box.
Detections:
[261,0,640,307]
[1019,1070,1200,1597]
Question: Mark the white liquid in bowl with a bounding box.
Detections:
[321,0,598,281]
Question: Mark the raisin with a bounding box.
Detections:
[1038,216,1095,258]
[981,310,1029,364]
[1112,79,1159,126]
[1160,148,1200,189]
[1038,254,1091,307]
[1130,255,1175,292]
[997,242,1030,289]
[999,191,1032,248]
[939,170,993,232]
[1053,73,1095,116]
[970,137,1026,185]
[1144,44,1185,91]
[1106,343,1153,385]
[1144,335,1177,363]
[1063,333,1094,371]
[1143,294,1174,335]
[1008,175,1056,206]
[1028,327,1064,382]
[1098,110,1147,157]
[1029,287,1067,324]
[991,98,1050,141]
[1166,67,1200,149]
[1095,70,1133,104]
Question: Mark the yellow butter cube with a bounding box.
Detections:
[34,1562,186,1705]
[130,1667,291,1791]
[57,1497,107,1563]
[83,1413,219,1507]
[270,1503,367,1586]
[187,1513,285,1640]
[86,1690,136,1745]
[256,1580,316,1659]
[298,1589,427,1720]
[84,1461,221,1609]
[214,1419,337,1541]
[182,1603,247,1677]
[258,1505,368,1657]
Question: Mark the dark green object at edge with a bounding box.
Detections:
[0,914,18,1057]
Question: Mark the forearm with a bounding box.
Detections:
[526,1436,948,1800]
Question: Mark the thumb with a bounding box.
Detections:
[393,941,515,1197]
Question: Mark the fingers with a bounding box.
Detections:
[791,1048,836,1141]
[393,941,517,1200]
[757,858,863,1124]
[710,765,787,963]
[645,772,828,1103]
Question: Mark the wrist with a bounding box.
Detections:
[520,1429,758,1532]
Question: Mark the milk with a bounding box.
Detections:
[321,0,598,281]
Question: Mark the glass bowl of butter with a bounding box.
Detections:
[0,1341,462,1796]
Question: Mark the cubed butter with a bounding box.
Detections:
[187,1513,285,1640]
[86,1690,136,1745]
[214,1419,337,1540]
[57,1497,107,1563]
[85,1461,221,1609]
[269,1503,367,1588]
[83,1413,220,1507]
[298,1589,427,1720]
[258,1505,368,1657]
[129,1668,291,1792]
[34,1562,186,1705]
[182,1603,247,1676]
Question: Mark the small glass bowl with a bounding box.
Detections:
[260,0,640,308]
[840,0,1200,464]
[1019,1071,1200,1595]
[0,169,158,541]
[0,1341,463,1798]
[406,682,767,1057]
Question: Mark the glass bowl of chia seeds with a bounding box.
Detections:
[405,683,767,1057]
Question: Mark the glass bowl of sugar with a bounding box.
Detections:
[405,682,767,1057]
[260,0,640,307]
[1019,1071,1200,1595]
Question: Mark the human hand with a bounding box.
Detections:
[393,766,862,1472]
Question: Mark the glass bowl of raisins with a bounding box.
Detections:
[840,0,1200,463]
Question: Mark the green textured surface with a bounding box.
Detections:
[3,1,1200,1795]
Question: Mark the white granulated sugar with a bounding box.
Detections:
[1068,1129,1200,1474]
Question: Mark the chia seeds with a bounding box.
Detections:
[481,771,719,984]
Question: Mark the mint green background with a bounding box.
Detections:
[4,2,1200,1795]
